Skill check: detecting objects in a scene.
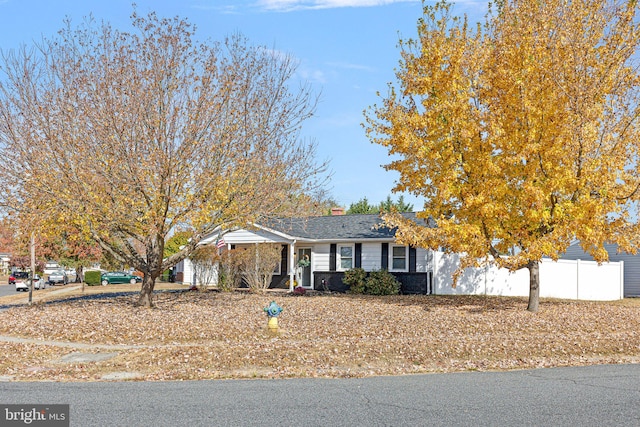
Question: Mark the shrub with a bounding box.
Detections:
[342,268,400,295]
[84,270,101,286]
[216,249,244,292]
[342,267,367,294]
[365,269,400,295]
[239,244,281,293]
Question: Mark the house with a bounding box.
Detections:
[561,242,640,297]
[175,212,435,294]
[174,213,624,301]
[0,252,10,275]
[44,261,61,275]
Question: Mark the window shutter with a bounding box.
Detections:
[330,244,337,271]
[409,247,417,272]
[281,245,288,275]
[355,243,362,268]
[381,243,388,270]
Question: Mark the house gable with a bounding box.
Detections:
[202,227,291,246]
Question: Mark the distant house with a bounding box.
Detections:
[0,252,10,274]
[175,213,435,294]
[44,261,61,275]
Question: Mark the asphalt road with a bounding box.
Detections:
[0,282,52,298]
[1,364,639,426]
[0,283,16,297]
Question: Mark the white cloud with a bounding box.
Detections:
[255,0,418,12]
[326,61,375,72]
[202,0,486,13]
[297,66,327,84]
[198,0,487,14]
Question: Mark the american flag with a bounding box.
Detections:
[216,238,225,249]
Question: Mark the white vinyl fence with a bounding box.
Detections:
[433,253,624,301]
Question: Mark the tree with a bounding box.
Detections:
[365,0,640,311]
[164,231,191,258]
[347,197,378,214]
[346,195,414,214]
[10,255,44,273]
[37,223,103,282]
[378,195,413,213]
[0,11,326,307]
[309,191,341,216]
[239,243,282,293]
[0,216,15,254]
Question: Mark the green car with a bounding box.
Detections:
[100,271,143,286]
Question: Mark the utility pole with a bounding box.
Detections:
[28,232,35,305]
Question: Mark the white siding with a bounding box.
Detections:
[415,248,433,273]
[312,244,331,271]
[563,242,640,297]
[361,243,382,271]
[176,258,195,285]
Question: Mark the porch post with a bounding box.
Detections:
[289,240,296,292]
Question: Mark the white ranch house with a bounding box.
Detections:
[175,213,624,301]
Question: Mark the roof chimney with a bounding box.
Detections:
[331,207,345,216]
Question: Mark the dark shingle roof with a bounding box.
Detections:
[261,212,428,241]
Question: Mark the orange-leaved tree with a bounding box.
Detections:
[0,10,327,307]
[365,0,640,311]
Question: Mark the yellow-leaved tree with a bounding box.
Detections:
[365,0,640,311]
[0,11,327,307]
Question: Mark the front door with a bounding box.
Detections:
[297,248,312,288]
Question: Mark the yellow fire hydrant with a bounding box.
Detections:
[267,316,278,331]
[264,301,283,333]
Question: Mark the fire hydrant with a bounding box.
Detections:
[263,301,283,332]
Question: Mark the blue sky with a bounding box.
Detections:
[0,0,488,210]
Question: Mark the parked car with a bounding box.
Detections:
[32,274,46,290]
[48,270,68,285]
[100,271,142,286]
[15,274,47,291]
[15,278,28,292]
[9,271,29,285]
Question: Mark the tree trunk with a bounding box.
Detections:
[137,236,164,307]
[137,276,156,308]
[527,260,540,312]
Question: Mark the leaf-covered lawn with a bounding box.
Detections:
[0,291,639,381]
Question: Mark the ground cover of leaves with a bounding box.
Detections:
[0,290,639,381]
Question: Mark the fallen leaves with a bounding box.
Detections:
[0,292,639,381]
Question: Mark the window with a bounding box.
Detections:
[274,252,282,276]
[338,245,353,270]
[274,264,281,275]
[391,245,407,271]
